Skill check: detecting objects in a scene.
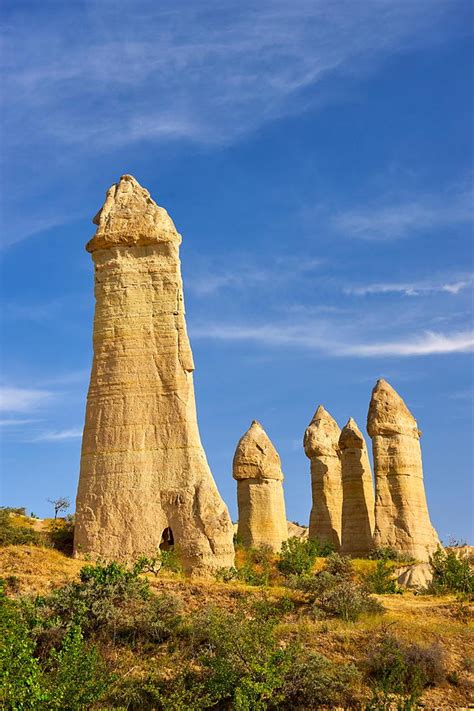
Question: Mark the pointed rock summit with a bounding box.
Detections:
[233,421,288,551]
[303,406,342,549]
[74,175,234,575]
[339,418,375,556]
[367,379,440,561]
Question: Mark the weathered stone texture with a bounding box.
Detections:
[74,175,234,575]
[233,421,288,551]
[339,418,375,556]
[367,379,440,561]
[303,406,342,549]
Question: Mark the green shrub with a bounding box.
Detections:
[0,509,42,547]
[193,599,297,710]
[0,587,110,710]
[277,537,322,577]
[47,518,74,555]
[24,560,151,641]
[282,651,361,708]
[44,626,111,710]
[160,548,183,573]
[369,547,414,564]
[429,547,474,594]
[293,554,383,621]
[365,560,399,594]
[365,633,445,709]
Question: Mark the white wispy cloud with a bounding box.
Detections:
[0,419,39,427]
[31,428,83,443]
[345,274,474,296]
[0,387,54,413]
[187,256,323,295]
[332,189,473,241]
[2,1,467,150]
[191,321,474,358]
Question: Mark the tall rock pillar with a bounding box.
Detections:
[367,379,440,561]
[74,175,234,575]
[233,421,288,551]
[339,418,375,557]
[303,406,342,549]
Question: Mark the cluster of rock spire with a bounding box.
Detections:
[74,176,441,575]
[232,379,440,560]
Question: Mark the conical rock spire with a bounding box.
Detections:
[303,405,342,549]
[367,379,440,561]
[74,176,234,575]
[339,417,375,556]
[233,421,287,551]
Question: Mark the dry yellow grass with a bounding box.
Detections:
[1,545,473,708]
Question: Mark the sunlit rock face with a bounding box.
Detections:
[339,418,375,557]
[233,420,288,552]
[74,175,234,576]
[367,379,441,561]
[303,406,342,550]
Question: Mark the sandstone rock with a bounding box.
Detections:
[303,406,342,549]
[74,175,235,575]
[396,562,433,590]
[287,521,308,540]
[367,379,441,562]
[339,418,375,557]
[233,421,288,551]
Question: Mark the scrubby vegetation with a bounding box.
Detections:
[429,547,474,594]
[1,527,472,709]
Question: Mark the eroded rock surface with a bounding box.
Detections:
[339,418,375,556]
[74,175,234,575]
[367,379,440,562]
[303,406,342,549]
[233,421,288,551]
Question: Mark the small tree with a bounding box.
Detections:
[48,497,70,519]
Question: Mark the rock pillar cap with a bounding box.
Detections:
[367,379,420,439]
[303,405,340,458]
[339,417,366,450]
[233,420,283,481]
[86,174,181,252]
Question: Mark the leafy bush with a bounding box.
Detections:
[293,554,383,621]
[47,518,74,555]
[193,599,297,710]
[160,548,183,573]
[0,509,42,547]
[216,546,273,586]
[429,547,474,594]
[277,537,324,577]
[0,586,110,710]
[282,651,361,708]
[369,547,414,564]
[365,560,399,594]
[365,633,445,708]
[25,560,151,641]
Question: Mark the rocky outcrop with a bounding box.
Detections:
[339,418,375,556]
[233,421,288,551]
[396,563,433,590]
[303,406,342,549]
[367,379,440,562]
[74,175,235,575]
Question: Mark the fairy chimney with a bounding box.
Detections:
[233,420,288,551]
[339,418,375,556]
[303,406,342,549]
[74,175,234,575]
[367,379,440,561]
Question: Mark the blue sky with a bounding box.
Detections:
[1,0,473,543]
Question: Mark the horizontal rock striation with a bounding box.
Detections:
[74,175,235,575]
[233,420,288,552]
[303,406,342,549]
[339,418,375,556]
[367,379,440,561]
